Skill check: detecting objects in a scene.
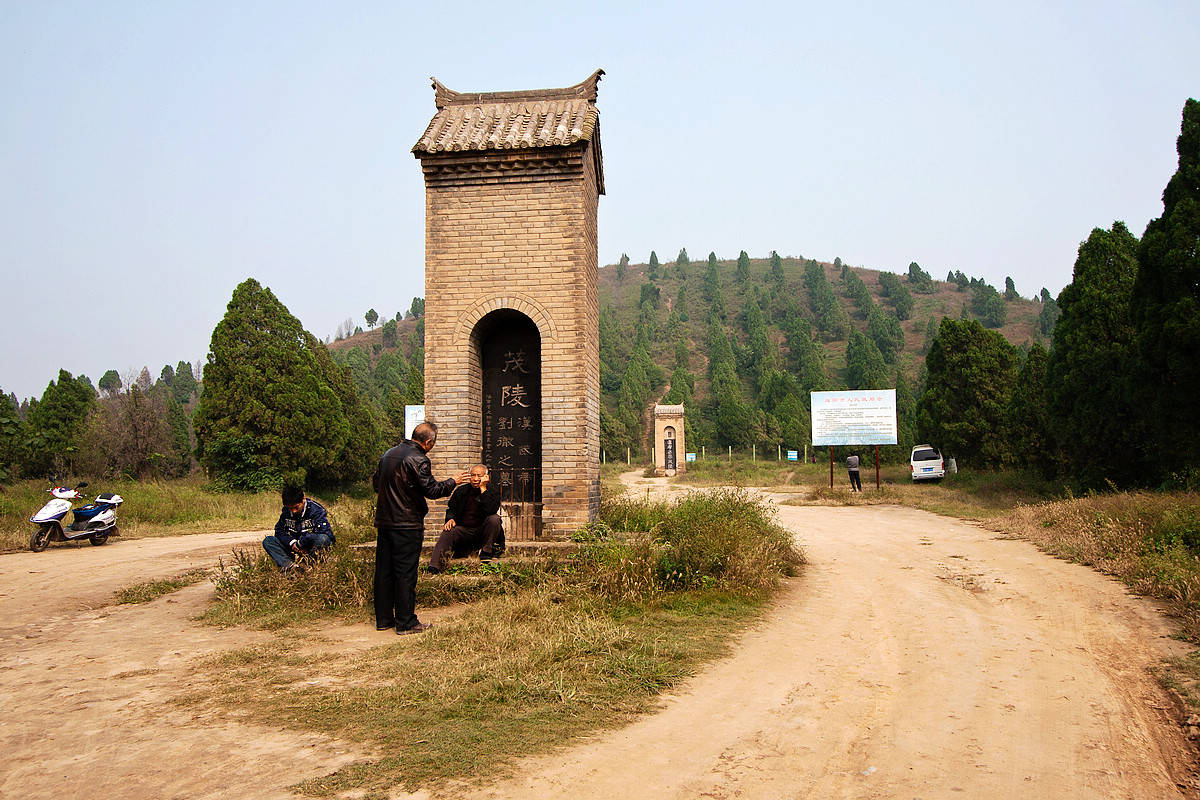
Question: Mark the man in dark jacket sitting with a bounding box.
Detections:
[428,464,504,573]
[372,422,469,635]
[263,486,334,573]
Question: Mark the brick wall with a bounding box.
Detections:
[418,142,601,538]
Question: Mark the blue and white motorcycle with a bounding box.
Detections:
[29,482,124,552]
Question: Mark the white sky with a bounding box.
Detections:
[2,1,1197,400]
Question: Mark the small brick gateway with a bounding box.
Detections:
[412,70,605,539]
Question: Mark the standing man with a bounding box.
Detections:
[372,422,469,635]
[428,464,504,573]
[846,451,862,492]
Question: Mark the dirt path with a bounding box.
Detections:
[2,497,1197,798]
[455,499,1197,800]
[0,530,374,799]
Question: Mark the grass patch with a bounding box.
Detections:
[115,569,209,604]
[676,456,811,488]
[0,476,286,552]
[193,488,803,795]
[988,491,1200,712]
[794,468,1061,519]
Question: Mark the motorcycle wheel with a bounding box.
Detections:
[30,524,52,552]
[89,531,109,546]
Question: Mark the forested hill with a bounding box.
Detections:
[322,252,1058,462]
[595,251,1057,460]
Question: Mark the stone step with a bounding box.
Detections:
[353,539,578,557]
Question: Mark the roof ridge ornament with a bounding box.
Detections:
[429,69,604,110]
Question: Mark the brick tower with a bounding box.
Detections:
[412,70,604,539]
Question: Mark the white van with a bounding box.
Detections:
[910,445,946,481]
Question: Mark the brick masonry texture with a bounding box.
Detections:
[415,138,602,539]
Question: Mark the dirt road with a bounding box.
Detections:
[1,501,1196,799]
[0,530,369,799]
[458,498,1197,800]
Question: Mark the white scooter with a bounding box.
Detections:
[29,482,124,552]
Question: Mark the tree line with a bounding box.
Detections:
[599,99,1198,490]
[0,281,427,490]
[5,99,1193,494]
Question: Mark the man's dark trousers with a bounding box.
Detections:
[374,527,424,630]
[429,514,505,570]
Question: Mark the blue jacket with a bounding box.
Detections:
[272,498,335,550]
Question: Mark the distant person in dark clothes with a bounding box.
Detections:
[846,452,862,492]
[372,422,469,635]
[262,486,334,573]
[428,464,504,573]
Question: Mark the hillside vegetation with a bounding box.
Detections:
[596,249,1051,463]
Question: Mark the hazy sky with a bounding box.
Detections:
[3,1,1197,400]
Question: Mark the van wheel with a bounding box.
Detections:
[30,525,52,552]
[89,531,109,546]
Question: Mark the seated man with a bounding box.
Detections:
[428,464,504,573]
[262,486,335,573]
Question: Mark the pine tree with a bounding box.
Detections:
[1004,276,1018,300]
[1131,99,1200,481]
[647,251,660,281]
[617,253,629,283]
[365,308,379,329]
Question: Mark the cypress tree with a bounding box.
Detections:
[769,251,785,285]
[675,248,689,279]
[736,250,751,286]
[194,278,366,489]
[916,318,1017,468]
[845,331,888,390]
[1131,99,1200,481]
[173,361,198,404]
[25,370,96,476]
[1007,343,1057,478]
[1045,222,1140,487]
[0,390,23,481]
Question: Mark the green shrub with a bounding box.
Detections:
[583,488,803,599]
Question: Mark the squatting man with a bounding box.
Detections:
[262,485,335,573]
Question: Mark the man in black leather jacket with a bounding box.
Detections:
[372,421,469,635]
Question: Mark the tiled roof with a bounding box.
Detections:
[413,70,603,155]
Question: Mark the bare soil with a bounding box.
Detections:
[3,491,1198,799]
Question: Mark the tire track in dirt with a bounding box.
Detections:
[447,503,1197,800]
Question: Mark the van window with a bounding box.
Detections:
[912,449,940,461]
